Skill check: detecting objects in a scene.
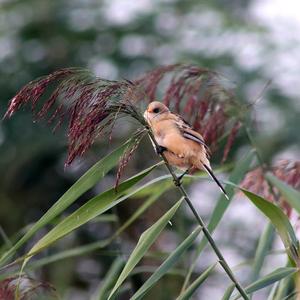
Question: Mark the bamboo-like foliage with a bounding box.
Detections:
[2,64,300,300]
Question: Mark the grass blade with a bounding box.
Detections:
[266,174,300,214]
[282,290,299,300]
[222,284,235,300]
[232,267,298,300]
[267,282,279,300]
[130,226,202,300]
[176,263,217,300]
[24,163,158,260]
[93,257,125,300]
[108,198,183,299]
[273,261,294,300]
[0,139,134,266]
[250,222,275,282]
[241,189,299,262]
[1,188,171,280]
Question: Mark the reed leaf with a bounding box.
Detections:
[108,198,183,299]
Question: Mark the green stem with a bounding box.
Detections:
[146,128,249,300]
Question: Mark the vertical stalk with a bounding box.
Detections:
[146,128,249,300]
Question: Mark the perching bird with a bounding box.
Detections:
[144,101,229,200]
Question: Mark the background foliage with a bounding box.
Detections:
[0,0,299,299]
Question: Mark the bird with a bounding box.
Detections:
[144,101,229,200]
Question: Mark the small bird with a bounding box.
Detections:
[144,101,229,200]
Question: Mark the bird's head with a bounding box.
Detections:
[144,101,170,124]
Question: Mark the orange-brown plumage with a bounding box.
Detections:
[144,101,228,199]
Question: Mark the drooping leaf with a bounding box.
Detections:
[241,189,299,262]
[24,163,158,260]
[108,198,183,299]
[0,139,134,266]
[131,226,202,300]
[1,188,173,280]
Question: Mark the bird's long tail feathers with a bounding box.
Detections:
[203,164,229,200]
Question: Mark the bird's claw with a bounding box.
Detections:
[173,177,182,186]
[156,145,167,155]
[175,169,189,185]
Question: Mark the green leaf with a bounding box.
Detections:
[0,186,172,280]
[266,174,300,214]
[0,139,134,266]
[93,257,125,300]
[108,198,183,300]
[282,290,299,300]
[250,222,275,282]
[272,260,294,300]
[176,263,217,300]
[130,226,202,300]
[114,188,169,238]
[25,163,158,259]
[222,284,235,300]
[241,189,299,261]
[267,282,280,300]
[232,267,298,300]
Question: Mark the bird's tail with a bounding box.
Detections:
[203,164,229,200]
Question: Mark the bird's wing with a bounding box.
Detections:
[173,114,210,151]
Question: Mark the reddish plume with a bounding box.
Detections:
[135,64,241,158]
[3,68,141,166]
[4,64,241,168]
[0,276,56,300]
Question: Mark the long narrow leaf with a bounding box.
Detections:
[131,226,202,300]
[267,282,279,300]
[25,164,158,259]
[176,263,217,300]
[222,284,235,300]
[0,188,170,280]
[232,267,298,300]
[250,222,275,282]
[0,139,134,266]
[241,189,299,262]
[108,198,183,299]
[266,174,300,214]
[114,189,169,238]
[273,260,294,300]
[282,290,299,300]
[93,257,125,300]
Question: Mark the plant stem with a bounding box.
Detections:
[146,128,249,300]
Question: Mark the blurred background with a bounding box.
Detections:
[0,0,299,299]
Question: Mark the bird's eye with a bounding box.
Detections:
[153,108,160,113]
